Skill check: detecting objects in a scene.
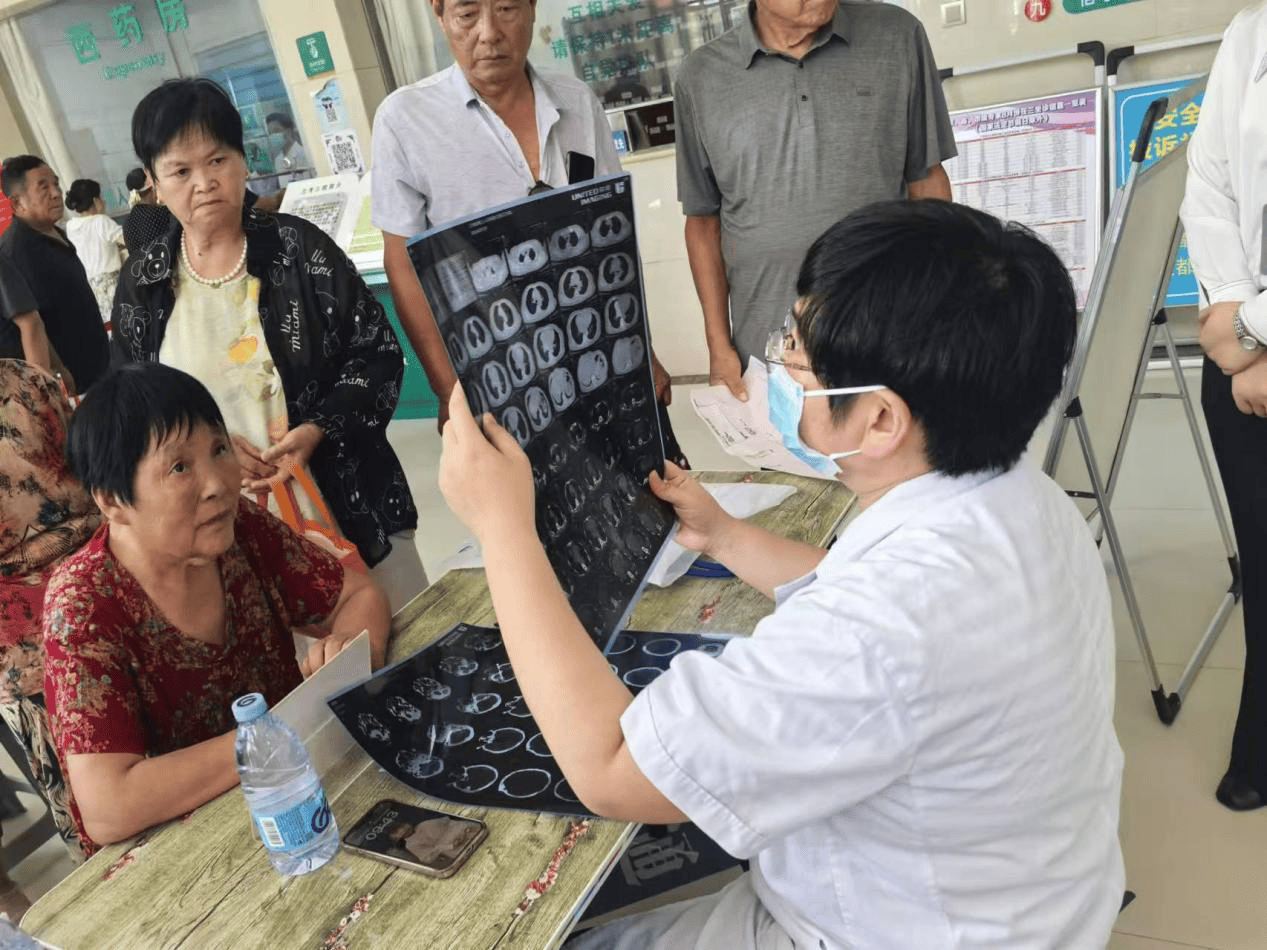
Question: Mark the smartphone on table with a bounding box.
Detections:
[343,799,488,878]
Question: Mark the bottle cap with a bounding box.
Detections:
[232,692,268,724]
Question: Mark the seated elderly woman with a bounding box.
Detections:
[42,362,392,855]
[113,77,424,613]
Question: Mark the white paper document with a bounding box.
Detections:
[436,538,484,576]
[645,482,796,587]
[275,631,371,777]
[689,360,833,481]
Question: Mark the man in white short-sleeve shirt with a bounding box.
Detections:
[372,0,675,430]
[438,199,1124,950]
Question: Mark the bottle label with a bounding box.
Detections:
[254,789,332,852]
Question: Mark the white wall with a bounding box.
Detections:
[918,0,1247,109]
[625,146,709,380]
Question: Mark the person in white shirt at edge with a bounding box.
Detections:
[63,179,125,323]
[437,199,1125,950]
[1180,1,1267,811]
[371,0,672,434]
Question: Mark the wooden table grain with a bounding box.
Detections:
[24,472,851,950]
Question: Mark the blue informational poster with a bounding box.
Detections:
[1112,78,1205,308]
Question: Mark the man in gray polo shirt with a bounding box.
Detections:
[678,0,957,399]
[372,0,670,429]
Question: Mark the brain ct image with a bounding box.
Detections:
[397,749,445,779]
[428,723,476,747]
[450,764,499,793]
[328,624,736,816]
[358,713,391,742]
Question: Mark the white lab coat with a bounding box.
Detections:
[616,463,1124,950]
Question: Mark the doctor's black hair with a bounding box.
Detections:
[131,78,245,176]
[795,199,1076,476]
[66,362,227,507]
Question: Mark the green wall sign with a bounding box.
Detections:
[297,31,334,77]
[1063,0,1143,12]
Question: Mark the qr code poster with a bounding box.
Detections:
[408,175,675,648]
[322,129,364,174]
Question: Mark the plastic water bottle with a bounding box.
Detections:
[232,692,339,875]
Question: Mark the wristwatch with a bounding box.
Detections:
[1234,305,1262,351]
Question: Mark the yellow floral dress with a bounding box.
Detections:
[160,258,323,524]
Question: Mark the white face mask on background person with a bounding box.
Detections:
[766,363,885,477]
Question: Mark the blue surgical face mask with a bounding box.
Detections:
[768,364,885,477]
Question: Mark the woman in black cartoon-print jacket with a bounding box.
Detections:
[112,79,421,597]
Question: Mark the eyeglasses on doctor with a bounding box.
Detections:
[765,306,812,372]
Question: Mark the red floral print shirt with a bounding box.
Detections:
[42,497,344,853]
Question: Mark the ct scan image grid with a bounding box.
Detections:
[409,174,675,648]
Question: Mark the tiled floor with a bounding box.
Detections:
[6,369,1266,949]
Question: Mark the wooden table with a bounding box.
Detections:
[24,472,850,950]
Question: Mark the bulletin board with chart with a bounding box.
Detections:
[944,89,1104,308]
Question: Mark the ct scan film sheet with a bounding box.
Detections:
[408,174,675,648]
[328,624,732,816]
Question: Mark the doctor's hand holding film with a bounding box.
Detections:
[649,461,736,556]
[438,384,537,547]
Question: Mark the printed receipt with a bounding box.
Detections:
[689,360,832,481]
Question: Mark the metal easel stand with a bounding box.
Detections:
[1102,308,1240,723]
[1045,95,1233,725]
[1062,396,1168,717]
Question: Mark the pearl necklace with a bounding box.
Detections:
[181,235,247,288]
